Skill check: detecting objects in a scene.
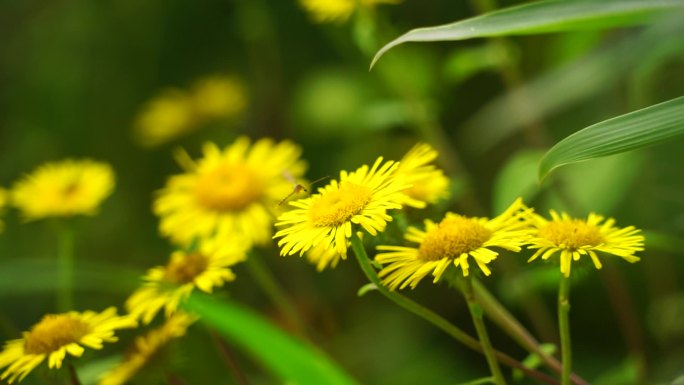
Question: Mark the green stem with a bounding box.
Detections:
[349,233,560,385]
[208,328,250,385]
[57,224,75,311]
[68,363,82,385]
[558,276,572,385]
[245,251,306,336]
[473,282,589,385]
[462,277,507,385]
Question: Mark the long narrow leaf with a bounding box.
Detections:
[185,293,359,385]
[538,95,684,182]
[371,0,684,68]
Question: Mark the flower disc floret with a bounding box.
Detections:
[527,211,644,277]
[375,198,532,290]
[418,217,492,262]
[309,182,372,227]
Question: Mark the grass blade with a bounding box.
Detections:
[538,95,684,182]
[371,0,684,68]
[185,293,359,385]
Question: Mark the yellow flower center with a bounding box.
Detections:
[24,314,90,354]
[309,182,372,227]
[418,216,492,261]
[538,219,604,250]
[194,164,262,212]
[164,253,209,284]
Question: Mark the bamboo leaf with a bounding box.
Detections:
[538,95,684,182]
[185,293,359,385]
[371,0,684,68]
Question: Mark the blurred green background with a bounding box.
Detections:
[1,0,684,384]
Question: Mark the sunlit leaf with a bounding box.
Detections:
[538,95,684,181]
[185,293,359,385]
[513,344,556,381]
[357,282,378,297]
[371,0,684,68]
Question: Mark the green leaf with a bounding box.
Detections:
[454,377,495,385]
[371,0,684,68]
[357,282,378,297]
[185,293,359,385]
[512,344,556,381]
[538,95,684,181]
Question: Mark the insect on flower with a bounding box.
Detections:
[278,173,329,206]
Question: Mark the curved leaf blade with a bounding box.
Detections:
[186,293,359,385]
[371,0,684,68]
[538,95,684,182]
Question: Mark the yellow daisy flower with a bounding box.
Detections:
[189,75,247,121]
[300,0,400,23]
[154,137,306,246]
[11,159,115,221]
[394,143,450,208]
[527,211,644,277]
[275,157,409,259]
[126,238,246,324]
[0,187,7,232]
[99,312,195,385]
[0,307,136,384]
[375,198,532,290]
[133,89,195,147]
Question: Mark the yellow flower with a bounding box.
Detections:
[300,0,400,23]
[154,137,306,246]
[190,76,247,121]
[0,308,136,384]
[275,157,409,259]
[375,199,532,290]
[99,312,195,385]
[395,143,449,208]
[11,159,115,221]
[306,242,345,271]
[527,211,644,277]
[0,187,7,232]
[126,238,246,324]
[133,89,195,147]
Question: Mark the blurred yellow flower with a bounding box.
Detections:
[126,238,246,324]
[376,199,532,290]
[306,242,345,271]
[395,143,450,208]
[190,76,247,121]
[300,0,400,23]
[11,159,115,221]
[99,312,195,385]
[134,76,248,148]
[0,187,7,232]
[155,137,306,246]
[133,89,195,147]
[527,211,644,277]
[275,157,409,259]
[0,307,136,384]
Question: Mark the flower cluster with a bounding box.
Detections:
[0,136,646,383]
[134,75,247,147]
[374,202,645,290]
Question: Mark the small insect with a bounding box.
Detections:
[278,174,330,206]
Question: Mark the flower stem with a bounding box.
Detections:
[245,251,306,336]
[57,224,75,311]
[68,363,82,385]
[473,281,589,385]
[349,232,559,385]
[558,276,572,385]
[461,276,507,385]
[208,328,250,385]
